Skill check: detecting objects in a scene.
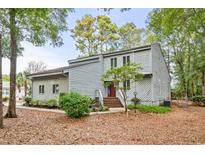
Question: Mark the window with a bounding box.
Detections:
[111,57,117,68]
[123,80,130,90]
[123,56,130,65]
[39,85,44,94]
[53,84,59,94]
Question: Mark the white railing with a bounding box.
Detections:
[95,89,104,107]
[117,89,125,107]
[98,89,104,107]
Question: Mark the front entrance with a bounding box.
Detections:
[108,83,116,97]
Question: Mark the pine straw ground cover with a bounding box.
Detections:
[0,103,205,144]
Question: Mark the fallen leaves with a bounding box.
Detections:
[0,103,205,144]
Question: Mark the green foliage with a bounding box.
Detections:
[2,97,9,102]
[99,106,109,112]
[59,91,92,118]
[71,14,147,57]
[102,63,144,91]
[191,95,205,103]
[47,99,59,107]
[147,8,205,98]
[127,104,172,113]
[2,74,10,81]
[24,96,32,106]
[102,63,144,112]
[71,15,97,56]
[23,96,59,108]
[119,22,144,49]
[96,15,119,53]
[131,97,140,103]
[31,99,40,106]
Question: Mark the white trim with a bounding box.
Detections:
[29,72,63,78]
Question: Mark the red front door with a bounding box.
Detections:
[108,83,116,97]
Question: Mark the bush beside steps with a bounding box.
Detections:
[127,104,172,113]
[59,91,93,118]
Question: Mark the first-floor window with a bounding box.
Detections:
[53,84,59,94]
[123,80,130,90]
[39,85,44,94]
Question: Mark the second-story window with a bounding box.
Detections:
[123,56,130,65]
[123,80,130,90]
[111,57,117,68]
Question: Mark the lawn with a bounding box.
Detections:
[0,103,205,144]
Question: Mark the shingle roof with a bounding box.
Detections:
[27,66,69,77]
[28,44,154,78]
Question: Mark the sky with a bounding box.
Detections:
[2,8,152,74]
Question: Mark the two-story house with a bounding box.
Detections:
[28,43,171,107]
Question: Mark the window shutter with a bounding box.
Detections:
[111,58,113,68]
[39,85,41,94]
[42,85,44,94]
[127,56,130,65]
[114,58,117,67]
[123,56,126,65]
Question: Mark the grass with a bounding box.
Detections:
[127,104,172,113]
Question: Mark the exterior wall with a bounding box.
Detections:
[103,50,151,74]
[151,43,171,102]
[69,58,104,98]
[103,50,153,104]
[134,50,152,73]
[124,77,152,105]
[32,75,69,100]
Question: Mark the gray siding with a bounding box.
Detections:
[69,59,104,98]
[151,43,171,102]
[32,75,69,100]
[103,50,151,74]
[134,50,152,73]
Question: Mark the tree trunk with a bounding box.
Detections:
[202,70,205,96]
[0,33,3,128]
[123,89,127,112]
[24,81,27,97]
[5,9,17,118]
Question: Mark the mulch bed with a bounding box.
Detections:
[0,103,205,144]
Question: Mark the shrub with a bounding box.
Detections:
[99,106,109,112]
[31,99,40,106]
[24,96,32,106]
[59,91,92,118]
[3,96,9,102]
[127,104,171,113]
[131,97,140,104]
[191,95,205,107]
[191,95,205,102]
[47,99,58,107]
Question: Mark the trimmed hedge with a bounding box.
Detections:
[127,104,172,113]
[59,91,92,118]
[23,96,59,108]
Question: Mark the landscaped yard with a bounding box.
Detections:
[0,103,205,144]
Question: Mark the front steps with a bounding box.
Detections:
[103,97,123,108]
